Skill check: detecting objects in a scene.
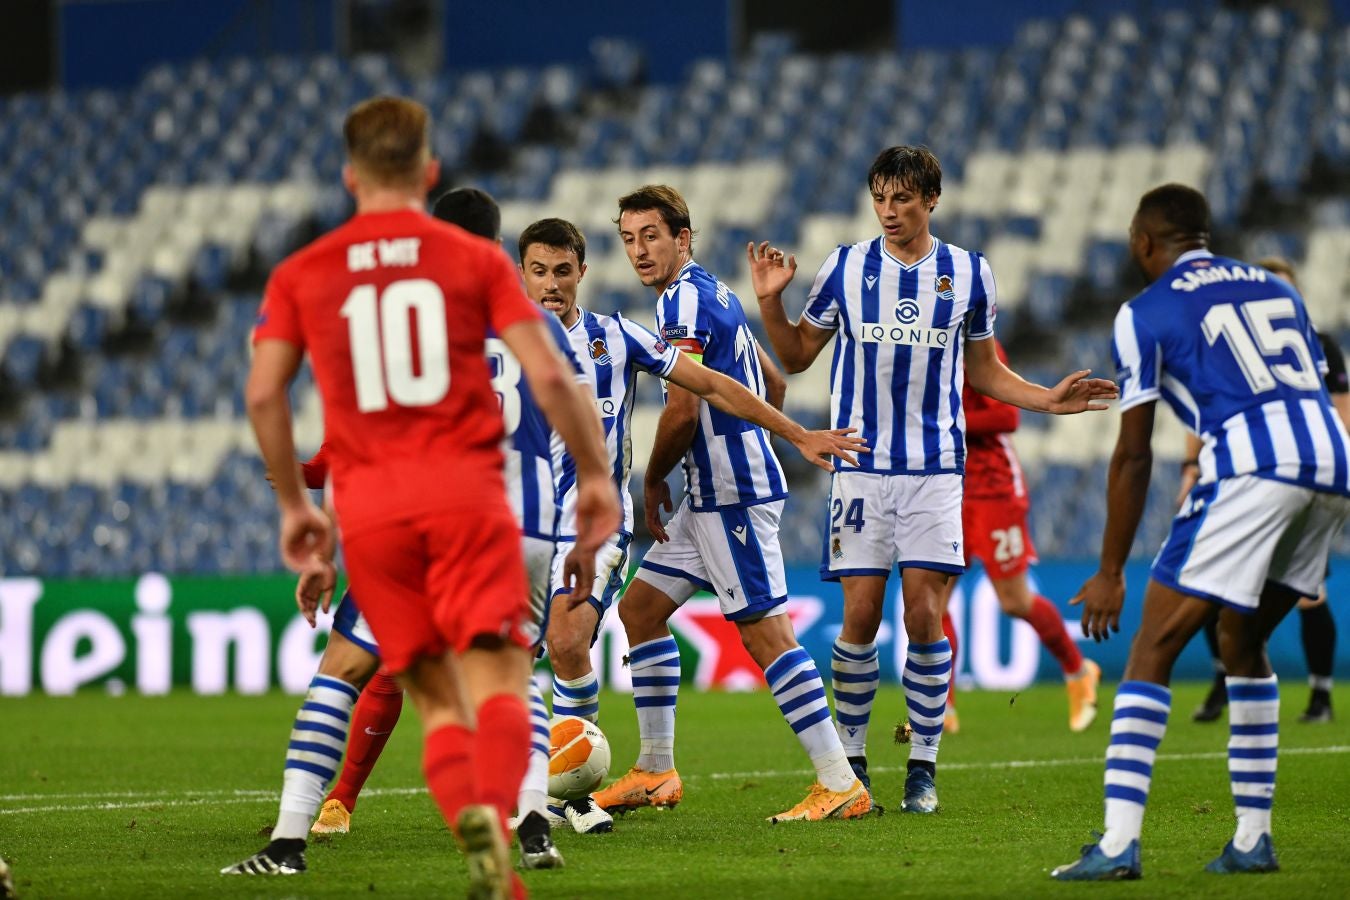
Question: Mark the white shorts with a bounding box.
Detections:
[522,535,556,647]
[549,532,632,621]
[821,471,966,580]
[634,500,788,621]
[1154,475,1350,610]
[337,534,556,655]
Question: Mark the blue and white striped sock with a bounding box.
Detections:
[1100,680,1171,856]
[518,680,552,818]
[767,647,855,792]
[273,673,358,839]
[902,639,952,765]
[1227,675,1278,852]
[630,636,680,772]
[831,639,879,758]
[552,671,600,723]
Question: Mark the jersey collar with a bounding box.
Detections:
[1175,249,1214,265]
[879,234,939,270]
[565,308,589,333]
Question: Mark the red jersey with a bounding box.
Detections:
[963,340,1027,504]
[254,208,543,538]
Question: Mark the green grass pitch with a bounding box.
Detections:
[3,683,1348,898]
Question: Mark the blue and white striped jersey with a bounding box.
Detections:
[554,308,679,539]
[487,313,587,541]
[656,261,788,510]
[803,237,996,474]
[1113,249,1350,496]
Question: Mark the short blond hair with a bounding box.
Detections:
[1256,255,1298,288]
[343,96,431,188]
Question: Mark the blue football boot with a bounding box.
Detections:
[900,766,938,813]
[1051,837,1142,881]
[1205,834,1279,874]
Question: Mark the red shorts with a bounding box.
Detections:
[963,498,1038,578]
[342,510,533,674]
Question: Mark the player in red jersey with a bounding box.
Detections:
[939,339,1101,733]
[241,97,618,899]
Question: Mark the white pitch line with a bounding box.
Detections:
[3,745,1347,816]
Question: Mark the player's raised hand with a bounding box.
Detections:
[278,499,333,573]
[644,476,674,543]
[559,544,598,609]
[793,427,869,471]
[747,241,797,300]
[1045,369,1119,414]
[295,557,337,627]
[573,474,621,556]
[1070,570,1125,642]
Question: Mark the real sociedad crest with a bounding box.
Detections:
[589,338,613,366]
[935,274,956,301]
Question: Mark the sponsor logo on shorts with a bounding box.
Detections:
[731,524,748,545]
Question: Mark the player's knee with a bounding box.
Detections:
[901,604,943,643]
[317,639,380,687]
[546,630,589,677]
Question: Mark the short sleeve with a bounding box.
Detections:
[301,441,329,489]
[1112,303,1162,411]
[657,281,707,363]
[802,247,844,331]
[253,262,304,348]
[617,314,679,378]
[964,254,998,340]
[483,244,543,335]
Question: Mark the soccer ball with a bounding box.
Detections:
[548,715,611,800]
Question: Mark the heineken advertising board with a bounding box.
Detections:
[1,562,1345,696]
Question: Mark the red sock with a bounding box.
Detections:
[473,693,531,834]
[1024,596,1083,676]
[327,668,404,811]
[942,611,959,706]
[423,723,475,832]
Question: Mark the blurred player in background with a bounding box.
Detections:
[595,185,876,823]
[240,97,618,898]
[517,216,871,830]
[937,338,1101,735]
[1184,256,1348,725]
[749,145,1116,813]
[1053,185,1350,880]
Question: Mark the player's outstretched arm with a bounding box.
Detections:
[1070,402,1156,642]
[500,318,620,558]
[748,242,835,374]
[643,383,700,543]
[246,339,333,572]
[965,337,1118,414]
[663,354,866,472]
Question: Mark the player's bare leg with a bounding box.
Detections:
[221,630,379,876]
[738,613,871,822]
[833,575,888,786]
[593,580,683,812]
[989,573,1100,731]
[546,599,602,721]
[895,567,954,813]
